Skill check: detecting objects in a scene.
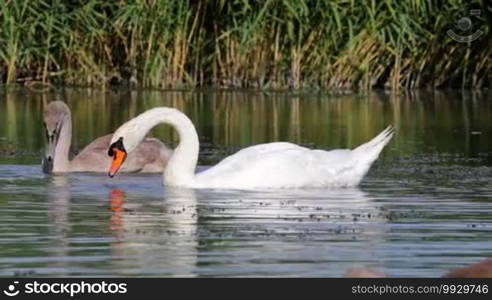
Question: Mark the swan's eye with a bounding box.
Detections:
[108,137,125,156]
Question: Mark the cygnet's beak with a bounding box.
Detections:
[42,124,61,174]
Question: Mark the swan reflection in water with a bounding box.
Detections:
[108,187,199,277]
[106,185,387,277]
[42,168,387,277]
[36,172,492,277]
[46,175,71,275]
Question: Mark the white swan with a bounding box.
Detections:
[107,107,394,189]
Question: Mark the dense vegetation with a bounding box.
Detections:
[1,0,491,90]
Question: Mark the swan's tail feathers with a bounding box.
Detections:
[353,126,394,161]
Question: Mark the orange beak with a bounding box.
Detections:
[108,148,127,177]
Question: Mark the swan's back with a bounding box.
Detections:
[194,143,358,189]
[194,127,394,189]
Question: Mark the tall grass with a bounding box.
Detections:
[0,0,490,90]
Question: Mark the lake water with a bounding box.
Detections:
[0,89,491,277]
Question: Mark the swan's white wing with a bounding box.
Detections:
[194,142,360,189]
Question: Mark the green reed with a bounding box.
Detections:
[0,0,490,90]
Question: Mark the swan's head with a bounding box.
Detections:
[107,117,146,177]
[107,107,195,178]
[42,101,71,173]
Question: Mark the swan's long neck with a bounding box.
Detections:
[131,108,199,187]
[53,114,72,172]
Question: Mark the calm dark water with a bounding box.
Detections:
[0,89,491,277]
